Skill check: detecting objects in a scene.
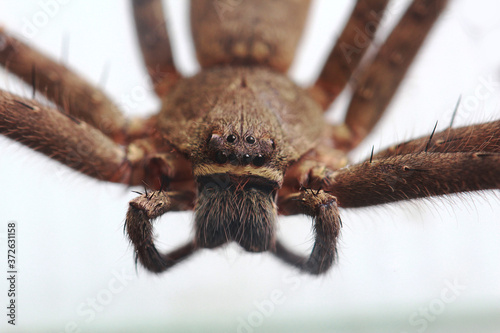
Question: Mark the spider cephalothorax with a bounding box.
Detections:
[0,0,498,275]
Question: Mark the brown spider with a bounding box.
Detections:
[0,0,498,279]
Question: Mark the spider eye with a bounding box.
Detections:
[253,154,266,166]
[215,151,228,164]
[228,153,237,162]
[227,134,237,143]
[242,153,252,165]
[246,136,256,144]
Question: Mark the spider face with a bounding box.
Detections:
[205,130,274,168]
[193,119,282,253]
[194,121,281,252]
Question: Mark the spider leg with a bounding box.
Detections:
[309,0,390,109]
[125,190,196,273]
[273,189,341,275]
[278,122,498,270]
[325,151,500,208]
[372,120,500,158]
[0,90,191,185]
[328,0,448,151]
[0,29,130,142]
[298,122,500,208]
[131,0,181,97]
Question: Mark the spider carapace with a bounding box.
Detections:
[0,0,498,274]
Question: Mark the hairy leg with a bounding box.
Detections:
[0,29,129,142]
[0,90,191,186]
[131,0,181,96]
[278,122,498,272]
[0,90,129,181]
[125,190,196,273]
[373,120,500,158]
[295,121,500,208]
[332,0,448,151]
[328,151,499,208]
[309,0,390,109]
[273,189,341,275]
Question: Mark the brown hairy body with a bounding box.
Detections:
[0,0,498,278]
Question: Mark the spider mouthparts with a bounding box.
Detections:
[194,175,277,252]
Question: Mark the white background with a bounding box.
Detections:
[0,1,499,332]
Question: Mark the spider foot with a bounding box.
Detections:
[275,189,341,275]
[125,190,195,273]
